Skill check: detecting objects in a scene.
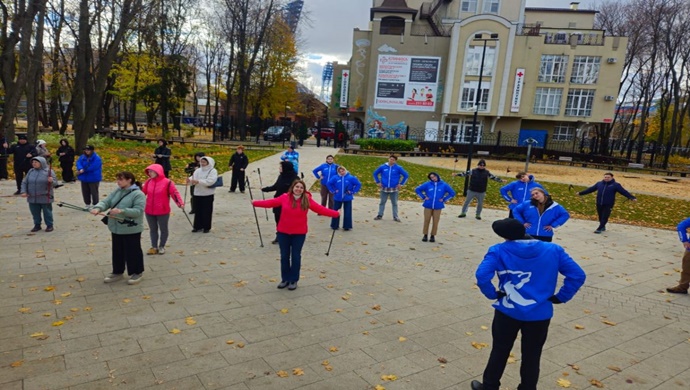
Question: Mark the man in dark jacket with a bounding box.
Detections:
[153,139,172,178]
[261,161,298,244]
[3,135,36,194]
[228,145,249,193]
[577,172,636,233]
[472,218,585,390]
[453,159,503,220]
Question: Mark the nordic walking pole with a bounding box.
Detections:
[325,228,336,256]
[246,177,264,247]
[256,168,269,221]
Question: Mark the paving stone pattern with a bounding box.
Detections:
[1,143,689,389]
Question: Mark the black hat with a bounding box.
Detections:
[478,159,486,166]
[492,218,530,241]
[83,145,95,151]
[17,134,27,140]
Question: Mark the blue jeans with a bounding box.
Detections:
[29,203,53,227]
[378,191,398,218]
[331,200,353,229]
[277,233,306,283]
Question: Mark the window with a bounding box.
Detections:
[483,0,500,13]
[565,89,595,117]
[570,56,601,84]
[460,82,490,111]
[443,118,460,143]
[465,46,495,76]
[459,118,483,143]
[538,55,568,83]
[461,0,478,12]
[533,88,563,115]
[553,123,575,141]
[380,16,405,35]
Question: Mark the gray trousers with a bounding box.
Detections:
[81,182,100,206]
[462,189,486,215]
[145,214,170,248]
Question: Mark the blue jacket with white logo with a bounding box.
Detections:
[326,172,361,202]
[500,175,545,210]
[313,162,339,185]
[677,217,690,243]
[513,198,570,238]
[372,163,409,188]
[476,239,586,321]
[415,175,456,210]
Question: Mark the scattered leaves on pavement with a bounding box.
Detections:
[381,374,398,381]
[169,328,182,334]
[471,341,489,349]
[556,378,572,387]
[185,317,196,325]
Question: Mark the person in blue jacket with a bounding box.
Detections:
[327,166,361,231]
[280,145,299,174]
[513,188,569,242]
[312,155,338,208]
[577,172,636,233]
[500,172,545,218]
[76,145,103,207]
[415,172,456,242]
[472,218,586,390]
[666,217,690,294]
[372,155,409,222]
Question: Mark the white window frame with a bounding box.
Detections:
[459,118,483,144]
[533,88,562,115]
[465,45,495,76]
[443,118,460,143]
[552,123,575,141]
[538,55,568,83]
[482,0,500,13]
[570,56,601,84]
[461,0,478,12]
[565,89,595,117]
[460,81,490,111]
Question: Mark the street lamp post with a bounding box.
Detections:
[524,137,539,172]
[463,33,499,196]
[283,104,290,149]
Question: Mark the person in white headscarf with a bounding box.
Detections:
[187,156,218,233]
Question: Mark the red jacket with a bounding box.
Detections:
[142,164,184,215]
[253,192,339,234]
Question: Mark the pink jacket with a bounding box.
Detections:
[253,192,339,235]
[142,164,184,215]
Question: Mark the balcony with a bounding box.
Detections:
[518,24,605,46]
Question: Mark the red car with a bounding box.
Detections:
[316,128,335,139]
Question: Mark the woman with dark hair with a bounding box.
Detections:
[153,139,172,178]
[514,188,570,242]
[90,171,146,285]
[184,152,205,214]
[253,179,339,290]
[261,161,298,244]
[187,156,217,233]
[56,139,76,182]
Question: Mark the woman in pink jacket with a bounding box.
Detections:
[142,164,184,255]
[252,179,339,290]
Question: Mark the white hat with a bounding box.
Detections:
[36,139,46,145]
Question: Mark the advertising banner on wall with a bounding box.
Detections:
[374,55,441,112]
[510,68,525,112]
[340,70,350,107]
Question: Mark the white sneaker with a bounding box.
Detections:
[104,273,123,283]
[127,274,143,285]
[158,247,165,255]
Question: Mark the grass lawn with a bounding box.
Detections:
[31,135,279,183]
[331,155,689,230]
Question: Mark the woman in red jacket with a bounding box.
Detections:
[142,164,184,255]
[252,179,339,290]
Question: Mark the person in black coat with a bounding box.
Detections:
[56,139,76,182]
[228,145,249,193]
[3,135,36,194]
[577,172,637,233]
[261,160,298,244]
[0,137,8,180]
[153,139,172,178]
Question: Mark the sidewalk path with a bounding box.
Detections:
[1,143,689,389]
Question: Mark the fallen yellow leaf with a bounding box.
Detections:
[76,277,86,282]
[51,300,62,305]
[280,308,289,314]
[372,304,381,311]
[141,295,151,300]
[480,325,489,330]
[83,307,92,311]
[398,337,407,342]
[169,328,182,334]
[341,296,350,301]
[397,320,405,324]
[381,374,398,381]
[226,340,234,345]
[42,313,52,317]
[335,308,343,313]
[276,370,289,378]
[52,321,64,327]
[18,307,31,313]
[30,332,45,338]
[602,320,617,326]
[60,292,71,297]
[292,368,304,376]
[607,365,621,372]
[10,360,23,368]
[574,324,585,330]
[237,342,245,348]
[44,286,55,291]
[590,379,605,388]
[471,341,489,349]
[556,378,571,387]
[329,346,338,352]
[374,385,386,390]
[122,298,131,303]
[324,365,333,371]
[185,317,197,325]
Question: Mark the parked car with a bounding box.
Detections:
[263,126,291,142]
[317,128,335,140]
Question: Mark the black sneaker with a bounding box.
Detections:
[429,235,435,242]
[475,215,481,220]
[458,213,467,218]
[30,225,41,232]
[374,215,383,220]
[470,380,484,390]
[422,234,428,242]
[277,281,289,289]
[13,191,21,195]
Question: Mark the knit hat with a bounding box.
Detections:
[17,134,27,140]
[83,145,95,151]
[492,218,530,241]
[478,159,486,166]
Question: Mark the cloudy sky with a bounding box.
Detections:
[297,0,598,95]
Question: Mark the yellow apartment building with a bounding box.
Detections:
[334,0,627,150]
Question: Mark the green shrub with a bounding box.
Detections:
[355,138,418,151]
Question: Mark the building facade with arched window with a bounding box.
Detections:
[336,0,627,147]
